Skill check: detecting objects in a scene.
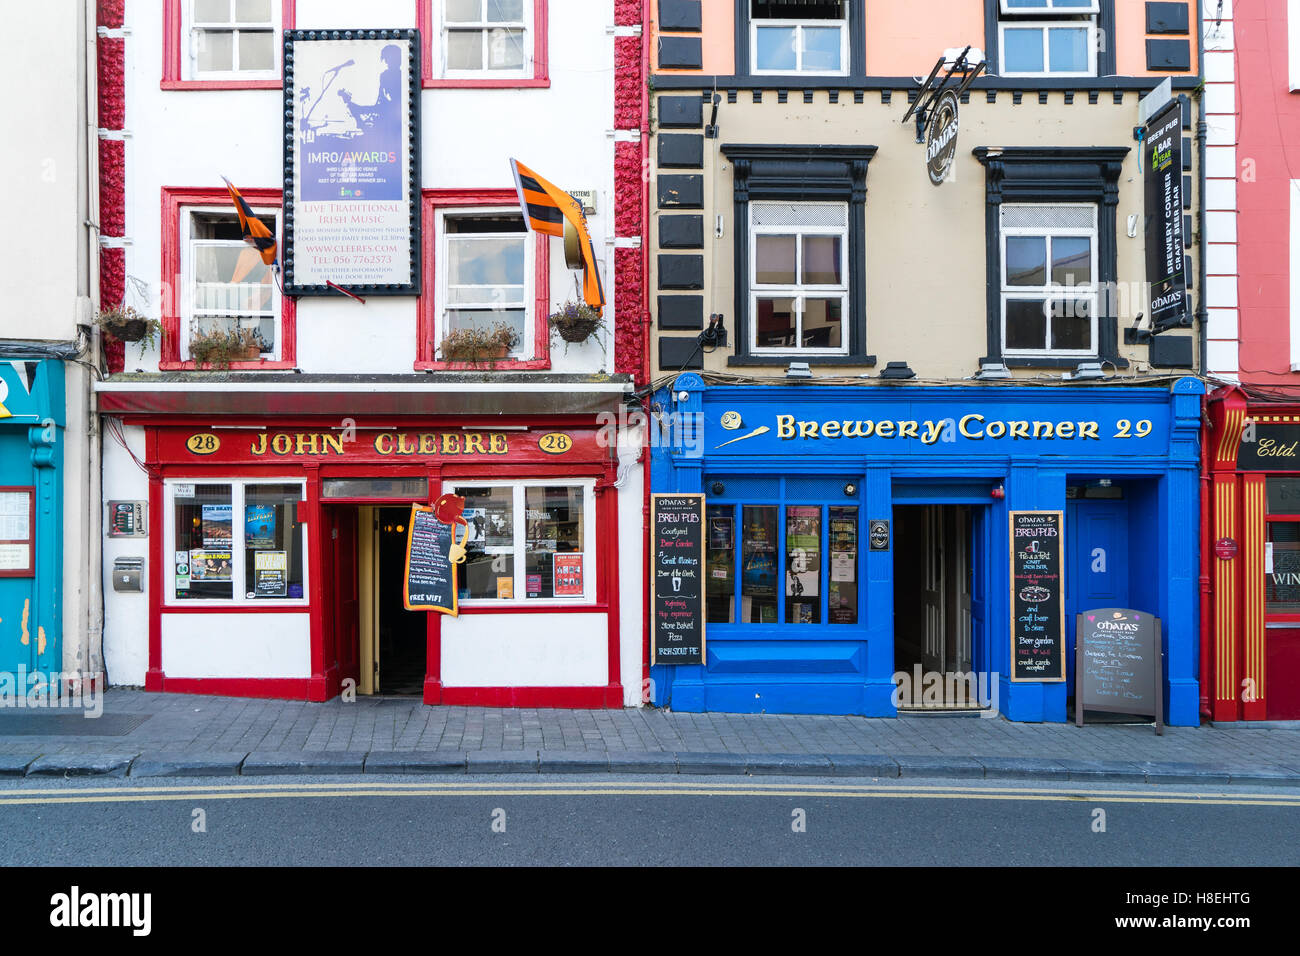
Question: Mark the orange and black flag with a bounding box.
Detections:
[222,177,278,284]
[509,158,605,313]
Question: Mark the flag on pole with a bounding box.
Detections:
[222,176,278,268]
[509,158,605,312]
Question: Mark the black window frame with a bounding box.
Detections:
[985,0,1115,79]
[720,143,876,367]
[972,146,1129,369]
[736,0,865,77]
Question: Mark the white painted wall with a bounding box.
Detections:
[1203,5,1239,380]
[617,429,646,706]
[441,612,608,686]
[161,613,312,678]
[101,423,152,685]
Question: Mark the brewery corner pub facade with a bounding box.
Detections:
[647,0,1205,723]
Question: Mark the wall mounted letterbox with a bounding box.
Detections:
[112,556,145,592]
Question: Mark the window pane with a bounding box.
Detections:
[1005,236,1046,286]
[755,26,797,71]
[741,506,778,624]
[197,30,234,72]
[488,28,525,68]
[802,298,843,348]
[1049,298,1093,350]
[1005,0,1047,6]
[786,505,821,624]
[460,487,514,599]
[1266,522,1300,613]
[487,0,524,21]
[446,0,482,22]
[235,0,271,22]
[801,26,842,71]
[828,506,857,624]
[244,483,305,600]
[238,31,274,71]
[706,505,735,624]
[1048,26,1089,72]
[755,297,797,348]
[448,235,525,286]
[1005,298,1047,350]
[445,309,526,351]
[174,484,233,600]
[1002,27,1044,72]
[802,235,842,284]
[755,235,796,284]
[1268,478,1300,514]
[195,0,231,22]
[446,30,483,69]
[526,486,585,600]
[191,315,275,353]
[1052,236,1092,286]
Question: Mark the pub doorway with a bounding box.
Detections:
[893,504,980,709]
[365,506,428,695]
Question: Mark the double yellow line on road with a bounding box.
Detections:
[0,779,1295,808]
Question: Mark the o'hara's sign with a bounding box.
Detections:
[926,89,959,185]
[760,413,1155,445]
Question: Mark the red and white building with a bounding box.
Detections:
[95,0,649,706]
[1202,0,1300,721]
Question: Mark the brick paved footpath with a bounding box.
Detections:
[0,690,1297,784]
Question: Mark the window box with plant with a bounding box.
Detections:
[189,325,266,370]
[438,321,521,367]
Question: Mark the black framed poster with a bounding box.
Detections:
[283,29,420,295]
[1009,510,1065,682]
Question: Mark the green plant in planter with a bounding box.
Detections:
[188,325,264,370]
[548,301,605,349]
[96,304,162,357]
[438,321,520,368]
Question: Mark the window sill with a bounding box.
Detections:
[162,603,309,613]
[727,353,877,368]
[999,355,1129,369]
[161,79,282,90]
[160,359,295,371]
[423,77,549,89]
[415,358,551,371]
[456,602,606,614]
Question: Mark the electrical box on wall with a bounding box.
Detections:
[112,557,145,593]
[107,501,147,538]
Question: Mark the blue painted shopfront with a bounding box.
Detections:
[650,374,1203,725]
[0,360,65,683]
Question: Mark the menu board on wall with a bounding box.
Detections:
[0,487,34,577]
[403,504,457,615]
[1075,608,1163,734]
[652,494,705,666]
[1009,510,1065,682]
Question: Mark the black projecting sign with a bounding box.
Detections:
[1075,608,1163,735]
[1010,510,1065,682]
[652,493,705,666]
[1143,102,1189,332]
[1238,423,1300,472]
[925,89,959,185]
[403,504,456,615]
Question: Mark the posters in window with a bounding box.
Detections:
[553,554,584,597]
[245,504,277,549]
[284,30,419,295]
[174,550,191,590]
[253,550,288,598]
[201,504,233,548]
[189,549,232,582]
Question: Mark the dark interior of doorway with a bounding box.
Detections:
[893,504,979,709]
[378,507,426,695]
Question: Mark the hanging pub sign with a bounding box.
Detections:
[925,89,959,185]
[1009,510,1065,682]
[403,495,468,616]
[1143,101,1189,332]
[1075,608,1163,735]
[652,494,706,666]
[283,29,420,296]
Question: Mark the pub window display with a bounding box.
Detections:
[168,479,306,604]
[1266,478,1300,615]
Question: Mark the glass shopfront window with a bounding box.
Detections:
[705,496,859,626]
[1266,478,1300,615]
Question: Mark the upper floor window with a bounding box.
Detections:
[750,202,849,355]
[751,1,848,75]
[187,0,279,79]
[1000,204,1098,358]
[996,0,1098,77]
[438,0,531,78]
[438,210,531,361]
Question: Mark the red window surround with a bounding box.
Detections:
[161,0,296,90]
[159,186,297,370]
[417,188,551,371]
[417,0,549,88]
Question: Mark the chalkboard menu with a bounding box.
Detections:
[1075,608,1163,735]
[404,504,457,615]
[1009,510,1065,682]
[652,493,705,666]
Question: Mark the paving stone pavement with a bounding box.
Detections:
[0,690,1296,782]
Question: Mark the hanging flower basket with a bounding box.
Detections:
[548,301,604,345]
[95,305,160,350]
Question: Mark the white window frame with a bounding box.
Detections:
[998,19,1098,77]
[1289,0,1300,92]
[163,478,309,608]
[436,0,533,79]
[748,201,851,356]
[750,17,849,76]
[1000,203,1099,358]
[999,0,1099,14]
[183,0,280,81]
[179,204,282,363]
[446,478,596,607]
[436,207,534,361]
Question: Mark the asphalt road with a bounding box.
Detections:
[0,774,1295,867]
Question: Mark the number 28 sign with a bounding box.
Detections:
[538,433,573,455]
[185,433,221,455]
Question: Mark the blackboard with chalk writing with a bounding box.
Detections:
[404,504,457,615]
[652,493,705,666]
[1010,510,1065,682]
[1076,608,1163,734]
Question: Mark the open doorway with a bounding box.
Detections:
[893,504,978,709]
[367,506,427,695]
